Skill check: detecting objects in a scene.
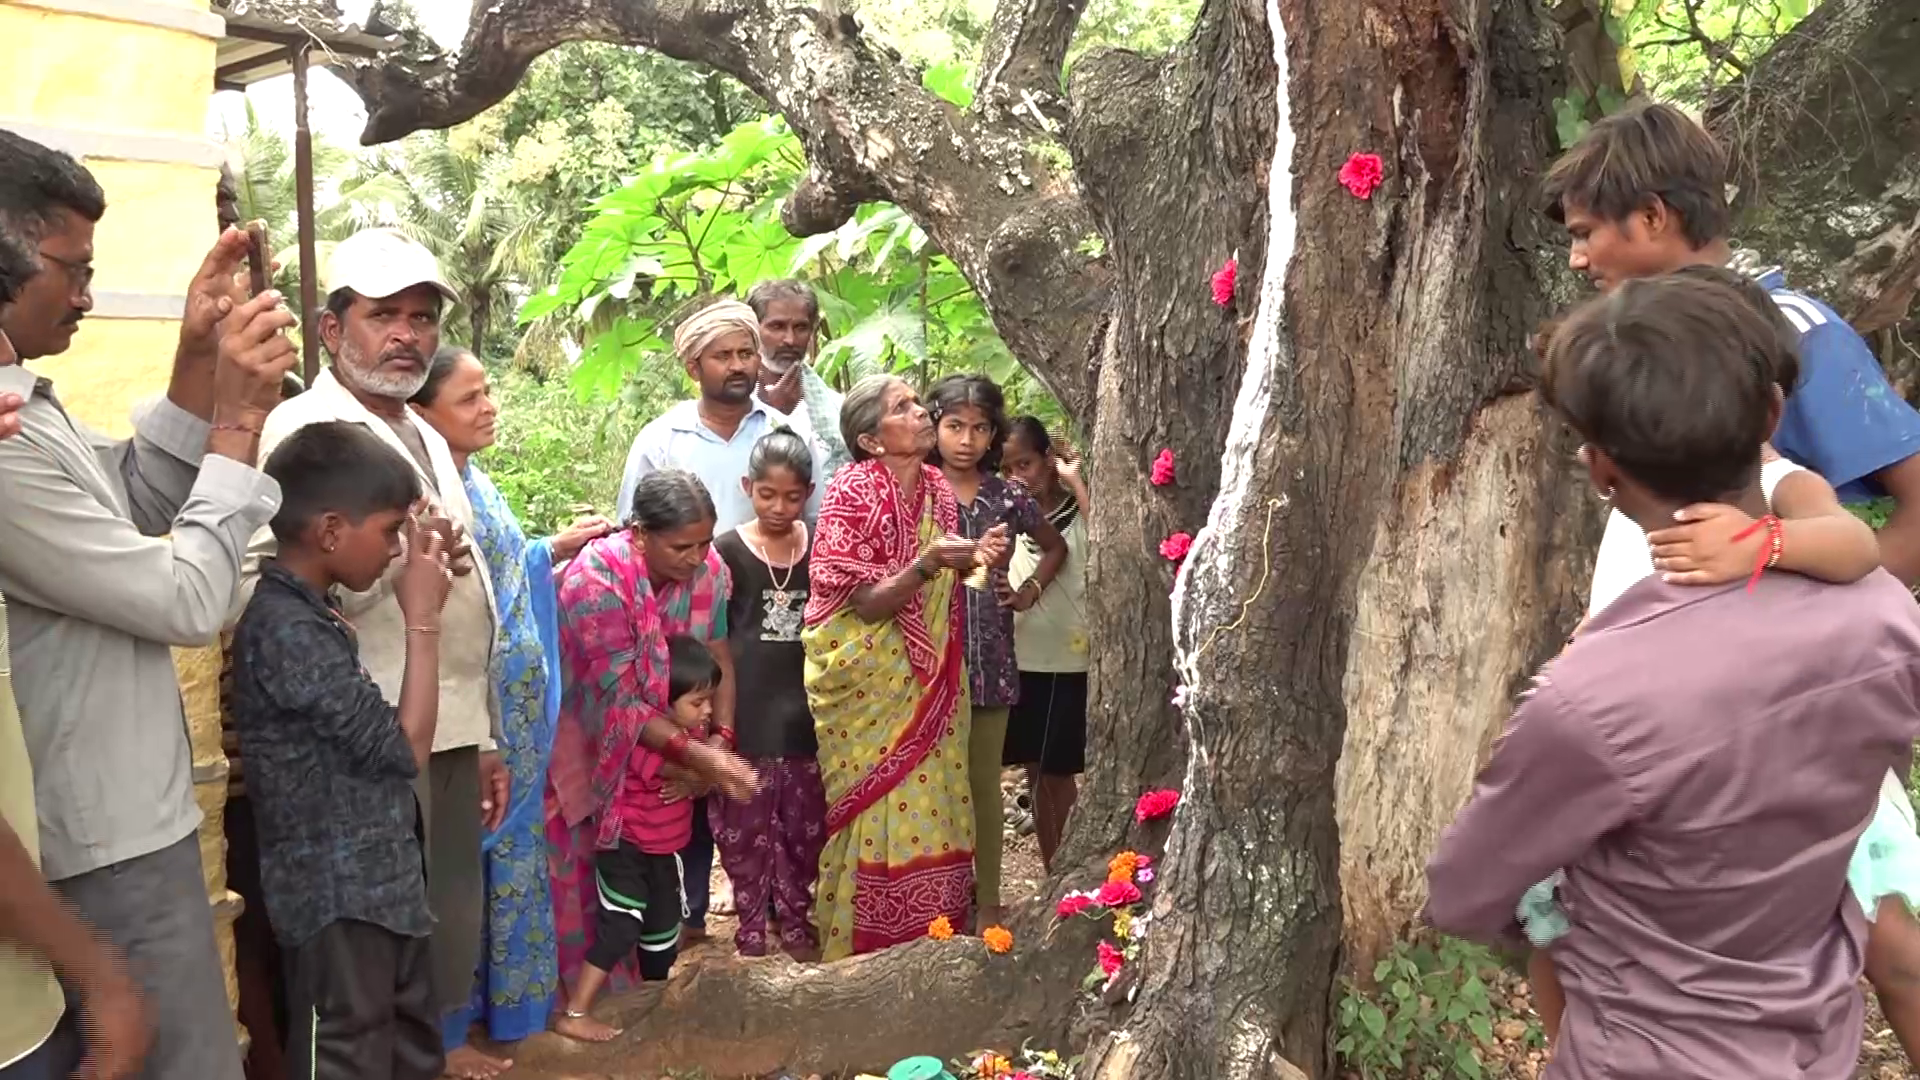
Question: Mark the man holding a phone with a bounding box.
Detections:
[0,130,296,1080]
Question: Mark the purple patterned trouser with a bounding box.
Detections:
[709,757,829,955]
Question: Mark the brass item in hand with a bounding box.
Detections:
[964,564,991,591]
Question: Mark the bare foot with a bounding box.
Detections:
[783,941,822,963]
[552,1012,622,1043]
[442,1043,513,1078]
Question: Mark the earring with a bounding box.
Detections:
[1597,486,1614,503]
[321,540,336,553]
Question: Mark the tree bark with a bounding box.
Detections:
[343,0,1589,1073]
[1705,0,1920,383]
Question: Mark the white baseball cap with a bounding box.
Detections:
[323,228,458,305]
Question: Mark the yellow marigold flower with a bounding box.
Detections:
[983,925,1014,953]
[928,915,955,941]
[1108,850,1141,883]
[1113,909,1134,940]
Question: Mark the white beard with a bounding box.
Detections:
[337,340,429,399]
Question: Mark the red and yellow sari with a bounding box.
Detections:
[803,459,973,959]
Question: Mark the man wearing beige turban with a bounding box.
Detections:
[616,299,823,531]
[612,298,824,938]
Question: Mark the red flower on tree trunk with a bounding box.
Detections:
[1339,152,1385,199]
[1159,532,1192,562]
[1210,258,1237,307]
[1150,448,1176,486]
[1096,879,1143,908]
[1135,788,1180,822]
[1097,940,1126,976]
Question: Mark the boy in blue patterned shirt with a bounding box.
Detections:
[228,422,454,1080]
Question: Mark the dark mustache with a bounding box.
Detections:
[380,347,423,364]
[60,311,84,328]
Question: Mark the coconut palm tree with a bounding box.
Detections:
[328,130,554,352]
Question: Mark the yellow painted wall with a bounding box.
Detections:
[0,7,212,138]
[1,0,240,1044]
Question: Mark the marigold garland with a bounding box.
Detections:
[928,915,955,941]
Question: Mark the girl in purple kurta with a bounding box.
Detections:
[926,374,1067,928]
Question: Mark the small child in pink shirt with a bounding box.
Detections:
[556,635,717,1032]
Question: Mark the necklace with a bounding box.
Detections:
[745,522,807,610]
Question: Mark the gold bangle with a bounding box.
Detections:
[405,625,440,634]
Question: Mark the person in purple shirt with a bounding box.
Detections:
[1545,101,1920,577]
[1427,274,1920,1079]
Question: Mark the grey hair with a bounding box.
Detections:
[840,374,909,463]
[745,278,820,323]
[627,468,718,531]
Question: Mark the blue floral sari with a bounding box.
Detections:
[444,465,563,1046]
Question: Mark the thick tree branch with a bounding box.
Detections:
[973,0,1089,128]
[340,0,1110,415]
[1706,0,1920,334]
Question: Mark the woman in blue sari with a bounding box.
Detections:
[412,347,613,1074]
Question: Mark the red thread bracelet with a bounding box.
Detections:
[712,726,737,749]
[1730,514,1784,591]
[662,728,694,765]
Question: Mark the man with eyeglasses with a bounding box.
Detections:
[0,130,295,1080]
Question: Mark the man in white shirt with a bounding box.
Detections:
[746,279,848,490]
[241,229,511,1079]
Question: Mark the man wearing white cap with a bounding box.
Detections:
[239,228,513,1079]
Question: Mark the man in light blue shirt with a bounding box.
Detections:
[616,299,823,529]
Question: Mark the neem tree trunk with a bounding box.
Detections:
[345,0,1592,1072]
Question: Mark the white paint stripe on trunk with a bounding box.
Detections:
[1168,0,1297,742]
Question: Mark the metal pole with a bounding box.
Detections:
[291,42,321,386]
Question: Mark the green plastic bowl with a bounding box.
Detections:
[887,1056,956,1080]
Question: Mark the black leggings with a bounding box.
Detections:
[586,842,684,979]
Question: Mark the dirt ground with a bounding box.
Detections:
[479,772,1917,1079]
[1454,964,1916,1080]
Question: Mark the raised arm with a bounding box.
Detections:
[0,433,279,646]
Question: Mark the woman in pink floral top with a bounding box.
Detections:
[544,470,755,1030]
